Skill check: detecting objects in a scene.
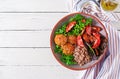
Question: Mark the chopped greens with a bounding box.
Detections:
[54,45,77,65]
[61,54,77,65]
[68,14,93,35]
[54,45,62,54]
[55,23,67,35]
[55,14,93,36]
[68,23,84,35]
[69,14,84,22]
[85,18,93,26]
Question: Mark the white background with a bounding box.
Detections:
[0,0,86,79]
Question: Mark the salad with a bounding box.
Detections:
[54,14,108,66]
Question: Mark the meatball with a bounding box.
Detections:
[68,35,77,45]
[73,46,91,66]
[62,43,75,55]
[54,34,67,46]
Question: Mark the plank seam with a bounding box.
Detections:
[0,65,60,67]
[0,47,50,48]
[0,11,69,13]
[0,29,52,31]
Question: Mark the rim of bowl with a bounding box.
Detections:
[50,12,108,71]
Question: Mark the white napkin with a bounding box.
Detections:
[67,0,120,79]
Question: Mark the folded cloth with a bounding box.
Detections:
[67,0,120,79]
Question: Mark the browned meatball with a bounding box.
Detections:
[62,43,75,55]
[54,34,67,46]
[68,35,77,45]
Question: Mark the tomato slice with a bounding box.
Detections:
[92,32,101,48]
[86,25,91,35]
[92,26,102,32]
[66,21,76,32]
[83,33,90,43]
[77,35,84,47]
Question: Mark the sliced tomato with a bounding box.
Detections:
[77,35,84,47]
[86,25,91,35]
[92,32,101,49]
[66,21,76,32]
[83,33,90,43]
[92,26,102,32]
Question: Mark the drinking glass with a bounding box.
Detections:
[100,0,120,12]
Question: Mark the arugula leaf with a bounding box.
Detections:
[85,18,93,26]
[69,14,84,22]
[54,45,77,65]
[68,21,85,35]
[54,45,62,54]
[61,54,77,65]
[55,23,67,35]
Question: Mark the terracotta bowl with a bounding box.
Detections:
[50,12,108,70]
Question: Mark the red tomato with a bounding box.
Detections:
[66,21,76,32]
[92,26,102,32]
[92,32,101,48]
[86,25,91,35]
[77,35,84,47]
[83,33,90,43]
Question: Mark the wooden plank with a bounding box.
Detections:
[0,0,68,12]
[0,13,67,30]
[0,31,50,47]
[0,66,85,79]
[0,48,58,65]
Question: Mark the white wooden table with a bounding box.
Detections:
[0,0,86,79]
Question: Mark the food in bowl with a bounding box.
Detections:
[50,13,108,70]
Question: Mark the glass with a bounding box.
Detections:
[100,0,120,12]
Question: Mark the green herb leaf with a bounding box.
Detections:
[69,14,84,22]
[85,18,93,26]
[55,23,67,35]
[61,54,77,65]
[54,45,62,54]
